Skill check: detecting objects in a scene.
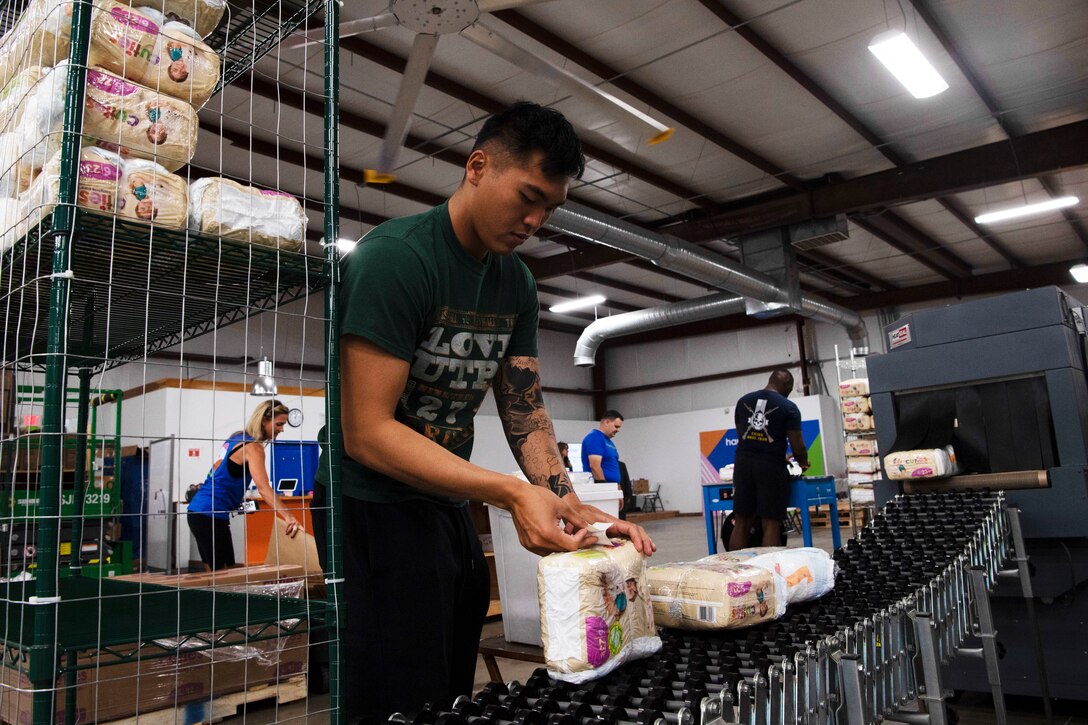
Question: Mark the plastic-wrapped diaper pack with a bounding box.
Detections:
[847,456,879,474]
[89,0,221,107]
[538,536,660,684]
[843,413,873,432]
[839,378,870,397]
[129,0,227,37]
[647,547,836,632]
[840,396,871,414]
[27,147,186,228]
[884,445,960,480]
[0,66,45,133]
[646,559,784,631]
[0,134,39,197]
[0,0,73,88]
[844,439,878,456]
[701,547,836,606]
[188,178,307,249]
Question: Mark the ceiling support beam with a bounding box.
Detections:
[697,0,1018,270]
[850,213,972,279]
[661,119,1088,242]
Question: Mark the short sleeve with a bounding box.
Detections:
[582,431,605,458]
[504,259,539,358]
[340,235,431,362]
[786,401,803,431]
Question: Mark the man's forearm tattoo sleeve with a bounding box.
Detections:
[496,356,573,497]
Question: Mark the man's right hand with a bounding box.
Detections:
[507,481,599,556]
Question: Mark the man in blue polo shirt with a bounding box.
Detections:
[728,370,809,550]
[581,410,624,483]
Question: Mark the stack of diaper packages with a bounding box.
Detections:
[645,547,836,631]
[0,0,223,247]
[538,531,660,683]
[839,377,880,503]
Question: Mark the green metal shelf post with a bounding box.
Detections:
[68,370,92,575]
[30,0,94,721]
[323,0,344,719]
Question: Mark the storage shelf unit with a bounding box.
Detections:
[0,0,344,721]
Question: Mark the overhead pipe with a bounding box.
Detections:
[573,293,746,366]
[548,202,870,357]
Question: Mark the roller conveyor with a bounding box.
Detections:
[389,490,1018,725]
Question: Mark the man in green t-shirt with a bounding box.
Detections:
[319,102,655,722]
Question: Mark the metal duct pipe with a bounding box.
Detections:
[548,202,870,355]
[574,293,745,366]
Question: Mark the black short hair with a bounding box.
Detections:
[602,410,624,422]
[472,101,585,180]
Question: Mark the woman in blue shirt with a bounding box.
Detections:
[187,399,301,570]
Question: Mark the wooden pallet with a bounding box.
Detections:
[103,675,307,725]
[807,506,853,529]
[626,510,680,523]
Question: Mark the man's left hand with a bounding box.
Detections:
[564,497,655,556]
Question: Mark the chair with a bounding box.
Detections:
[641,485,663,512]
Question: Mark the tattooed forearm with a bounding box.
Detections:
[496,356,573,497]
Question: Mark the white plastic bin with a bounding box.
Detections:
[487,483,622,646]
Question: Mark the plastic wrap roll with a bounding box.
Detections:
[188,177,307,249]
[119,157,187,227]
[130,0,226,37]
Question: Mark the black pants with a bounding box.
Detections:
[186,512,236,570]
[312,486,490,723]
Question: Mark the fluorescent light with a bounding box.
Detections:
[1070,264,1088,284]
[335,238,357,253]
[868,31,949,99]
[549,294,606,314]
[974,196,1079,225]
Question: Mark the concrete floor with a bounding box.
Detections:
[222,515,1085,724]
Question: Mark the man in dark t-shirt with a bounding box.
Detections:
[315,102,654,723]
[728,369,809,550]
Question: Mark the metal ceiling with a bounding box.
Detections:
[205,0,1088,339]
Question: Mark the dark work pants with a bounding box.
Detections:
[313,486,490,723]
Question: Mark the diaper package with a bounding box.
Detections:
[0,133,39,197]
[28,146,126,217]
[119,157,187,227]
[840,396,871,414]
[847,471,878,485]
[701,547,836,606]
[538,537,660,683]
[844,439,878,456]
[0,0,73,88]
[850,485,875,504]
[88,0,220,107]
[188,177,307,250]
[884,445,960,480]
[839,378,870,397]
[847,456,879,474]
[843,413,874,432]
[0,66,45,133]
[646,559,783,631]
[0,197,25,252]
[129,0,226,37]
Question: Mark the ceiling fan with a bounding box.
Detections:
[286,0,674,183]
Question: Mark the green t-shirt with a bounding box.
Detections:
[324,202,539,505]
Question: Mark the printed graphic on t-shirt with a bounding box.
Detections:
[402,306,515,450]
[741,399,779,444]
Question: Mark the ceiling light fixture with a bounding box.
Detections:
[1069,264,1088,284]
[549,295,606,314]
[251,357,278,396]
[322,237,358,253]
[974,196,1079,225]
[868,30,949,99]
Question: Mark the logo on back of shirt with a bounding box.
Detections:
[741,398,779,444]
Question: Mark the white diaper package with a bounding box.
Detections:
[847,456,880,474]
[844,439,878,456]
[843,413,874,432]
[840,396,871,414]
[538,536,660,683]
[188,177,307,249]
[850,485,875,503]
[884,446,960,480]
[839,378,869,397]
[646,559,784,631]
[701,547,836,606]
[847,471,878,485]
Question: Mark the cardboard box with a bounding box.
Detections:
[631,478,650,494]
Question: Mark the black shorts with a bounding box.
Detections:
[187,512,236,570]
[732,453,790,521]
